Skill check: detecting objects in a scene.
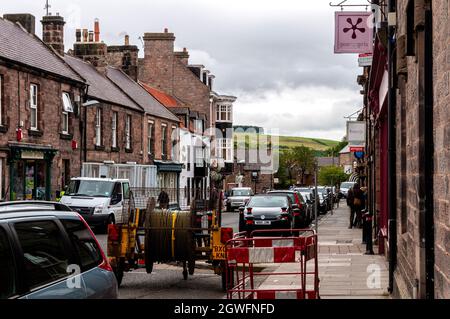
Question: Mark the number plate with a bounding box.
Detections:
[255,220,271,225]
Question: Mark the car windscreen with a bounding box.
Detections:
[340,182,355,189]
[232,189,251,196]
[248,196,288,208]
[269,192,295,203]
[66,180,115,197]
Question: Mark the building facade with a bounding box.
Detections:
[364,0,449,299]
[0,14,85,201]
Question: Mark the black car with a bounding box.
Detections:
[239,194,299,234]
[267,190,309,228]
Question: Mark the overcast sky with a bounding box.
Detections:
[1,0,364,141]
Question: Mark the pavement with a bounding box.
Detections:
[256,202,391,299]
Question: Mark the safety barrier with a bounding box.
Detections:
[225,229,319,299]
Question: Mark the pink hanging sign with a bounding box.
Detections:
[334,11,373,54]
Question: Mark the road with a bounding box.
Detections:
[95,212,240,299]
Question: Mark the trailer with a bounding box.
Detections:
[106,190,233,290]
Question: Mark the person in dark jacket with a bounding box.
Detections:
[351,183,365,228]
[347,186,355,228]
[158,189,170,209]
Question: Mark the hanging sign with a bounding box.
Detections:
[334,11,373,54]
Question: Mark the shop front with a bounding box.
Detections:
[7,143,57,201]
[154,160,183,207]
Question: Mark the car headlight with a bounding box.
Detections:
[93,204,105,214]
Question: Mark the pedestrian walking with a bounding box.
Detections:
[352,183,365,228]
[347,186,355,228]
[158,188,170,209]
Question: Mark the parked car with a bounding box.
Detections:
[60,177,131,232]
[294,188,315,223]
[238,194,298,234]
[339,182,356,199]
[267,190,309,228]
[0,201,118,299]
[226,187,253,212]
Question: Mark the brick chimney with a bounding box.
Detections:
[139,28,176,93]
[174,47,189,66]
[106,34,139,81]
[3,14,36,34]
[41,14,65,56]
[73,19,107,72]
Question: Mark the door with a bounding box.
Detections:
[110,183,123,224]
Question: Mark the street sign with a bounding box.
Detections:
[354,151,365,159]
[358,53,373,67]
[334,12,374,54]
[350,147,364,152]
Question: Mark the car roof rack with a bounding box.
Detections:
[0,201,72,213]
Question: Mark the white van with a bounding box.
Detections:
[60,177,130,232]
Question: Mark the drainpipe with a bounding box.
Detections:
[387,0,397,294]
[424,6,434,300]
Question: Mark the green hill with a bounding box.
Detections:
[233,132,339,152]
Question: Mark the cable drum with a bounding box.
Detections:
[145,209,195,266]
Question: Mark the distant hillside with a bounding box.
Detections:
[233,132,339,152]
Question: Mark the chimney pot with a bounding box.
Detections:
[89,30,94,42]
[76,28,81,42]
[83,29,88,42]
[125,34,130,46]
[164,28,168,33]
[94,18,100,42]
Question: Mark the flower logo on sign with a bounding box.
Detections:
[343,18,366,39]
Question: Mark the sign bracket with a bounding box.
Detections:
[329,0,374,11]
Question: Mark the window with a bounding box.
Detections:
[171,125,178,161]
[194,119,203,133]
[122,182,130,200]
[14,220,70,290]
[148,121,154,155]
[217,138,232,162]
[0,228,17,298]
[161,124,167,158]
[61,219,102,272]
[125,115,131,150]
[95,108,102,146]
[195,146,204,167]
[30,84,38,130]
[112,112,118,148]
[216,104,232,122]
[61,92,73,134]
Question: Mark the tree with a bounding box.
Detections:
[324,139,348,157]
[291,146,315,185]
[318,166,349,186]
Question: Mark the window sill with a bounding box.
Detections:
[60,133,73,140]
[0,125,8,133]
[125,148,133,153]
[111,147,120,152]
[28,129,43,137]
[95,145,105,151]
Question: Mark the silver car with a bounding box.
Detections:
[0,201,118,299]
[226,187,254,212]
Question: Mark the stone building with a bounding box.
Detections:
[364,0,449,299]
[0,14,85,201]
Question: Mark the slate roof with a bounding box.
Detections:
[63,55,142,111]
[106,67,179,122]
[0,17,83,83]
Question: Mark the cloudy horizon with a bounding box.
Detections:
[1,0,364,141]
